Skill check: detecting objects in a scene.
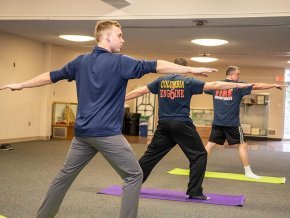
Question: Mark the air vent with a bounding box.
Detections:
[53,127,67,138]
[267,129,276,135]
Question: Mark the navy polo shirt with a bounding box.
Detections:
[50,46,157,137]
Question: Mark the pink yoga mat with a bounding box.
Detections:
[98,185,245,206]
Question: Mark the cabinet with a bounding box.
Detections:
[240,94,269,139]
[190,108,213,139]
[52,102,77,140]
[191,108,213,126]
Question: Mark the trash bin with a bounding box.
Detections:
[139,115,149,137]
[123,112,141,136]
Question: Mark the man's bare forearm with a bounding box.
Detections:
[156,60,217,75]
[0,72,52,91]
[204,81,252,90]
[125,86,150,100]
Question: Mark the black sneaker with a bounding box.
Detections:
[188,195,210,200]
[0,144,13,151]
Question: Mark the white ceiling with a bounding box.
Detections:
[0,16,290,68]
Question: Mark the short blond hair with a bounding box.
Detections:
[94,20,121,42]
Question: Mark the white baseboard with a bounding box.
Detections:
[0,136,50,144]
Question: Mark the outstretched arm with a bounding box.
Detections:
[203,81,253,90]
[0,72,52,91]
[156,60,217,77]
[125,86,150,101]
[252,83,287,90]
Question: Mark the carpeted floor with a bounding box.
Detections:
[1,139,290,218]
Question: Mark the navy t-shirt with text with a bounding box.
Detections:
[147,74,205,122]
[204,79,252,126]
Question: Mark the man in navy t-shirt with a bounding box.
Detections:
[204,66,286,179]
[126,58,251,200]
[0,22,217,218]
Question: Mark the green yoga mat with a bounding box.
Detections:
[167,168,286,184]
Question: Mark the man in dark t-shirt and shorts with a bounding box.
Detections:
[204,66,286,179]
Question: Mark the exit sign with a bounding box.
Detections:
[275,75,284,82]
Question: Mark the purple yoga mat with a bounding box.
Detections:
[98,185,245,206]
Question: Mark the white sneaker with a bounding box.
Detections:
[245,173,261,179]
[0,144,13,151]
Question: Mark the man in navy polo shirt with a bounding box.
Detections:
[204,66,286,179]
[125,58,251,200]
[0,21,217,218]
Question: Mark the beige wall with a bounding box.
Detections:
[0,32,81,142]
[0,33,47,141]
[0,32,286,142]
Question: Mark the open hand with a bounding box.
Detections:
[0,83,23,91]
[275,84,288,90]
[198,68,218,73]
[193,72,208,77]
[191,68,217,77]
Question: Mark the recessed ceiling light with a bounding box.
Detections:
[59,35,95,42]
[288,61,290,63]
[191,39,228,46]
[190,56,218,63]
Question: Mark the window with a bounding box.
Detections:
[284,69,290,139]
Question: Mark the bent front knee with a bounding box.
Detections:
[136,168,143,182]
[125,169,143,185]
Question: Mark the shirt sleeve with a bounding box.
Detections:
[204,90,214,95]
[50,56,80,83]
[147,78,160,94]
[239,85,252,96]
[119,55,157,79]
[188,78,205,95]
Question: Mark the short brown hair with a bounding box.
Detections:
[174,57,188,66]
[226,66,239,76]
[94,20,121,42]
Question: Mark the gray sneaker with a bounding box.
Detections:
[0,144,13,151]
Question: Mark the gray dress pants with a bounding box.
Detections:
[37,135,143,218]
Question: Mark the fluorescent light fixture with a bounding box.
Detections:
[59,35,95,42]
[190,57,218,63]
[191,39,228,46]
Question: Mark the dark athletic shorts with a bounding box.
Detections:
[209,124,246,145]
